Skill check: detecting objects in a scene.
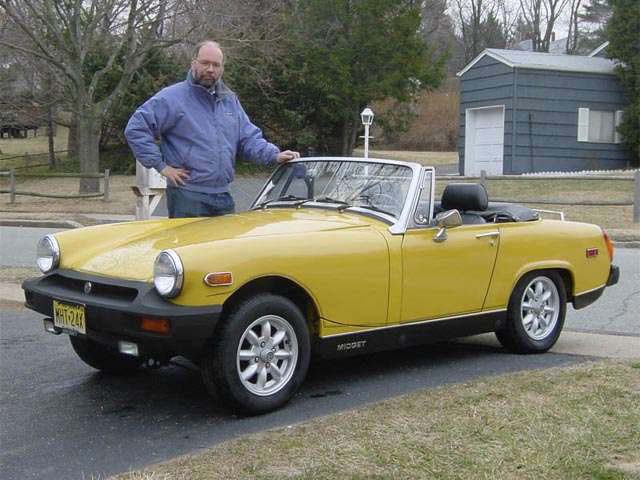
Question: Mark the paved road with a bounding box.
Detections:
[0,306,588,480]
[0,227,66,268]
[565,247,639,336]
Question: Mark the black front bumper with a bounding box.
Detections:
[573,264,619,310]
[22,270,222,359]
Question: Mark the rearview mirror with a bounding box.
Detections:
[433,209,462,243]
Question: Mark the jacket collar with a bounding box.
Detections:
[186,70,233,98]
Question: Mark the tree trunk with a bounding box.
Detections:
[341,118,351,155]
[346,113,360,156]
[67,120,78,158]
[322,123,344,155]
[47,107,56,169]
[77,106,102,193]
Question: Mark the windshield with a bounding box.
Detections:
[254,160,414,219]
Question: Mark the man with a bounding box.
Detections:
[125,41,299,218]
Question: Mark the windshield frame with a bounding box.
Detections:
[251,157,431,234]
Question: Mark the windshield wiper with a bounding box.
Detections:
[311,196,352,211]
[356,204,395,217]
[256,195,307,209]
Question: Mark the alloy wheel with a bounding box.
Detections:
[236,314,299,396]
[520,276,560,340]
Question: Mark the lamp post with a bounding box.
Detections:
[360,107,374,158]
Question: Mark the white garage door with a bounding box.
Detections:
[464,106,505,176]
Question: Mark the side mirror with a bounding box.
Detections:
[433,209,462,243]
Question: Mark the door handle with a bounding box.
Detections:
[475,231,500,239]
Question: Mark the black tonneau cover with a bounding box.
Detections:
[433,201,539,223]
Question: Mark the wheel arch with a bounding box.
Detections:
[220,276,321,336]
[512,264,575,303]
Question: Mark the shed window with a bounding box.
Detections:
[577,108,623,143]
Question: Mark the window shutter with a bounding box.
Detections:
[577,108,589,142]
[614,110,624,143]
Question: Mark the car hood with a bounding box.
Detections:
[55,209,378,280]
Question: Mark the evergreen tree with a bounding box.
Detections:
[577,0,612,53]
[230,0,445,156]
[607,0,639,161]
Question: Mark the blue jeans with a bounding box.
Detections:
[166,187,235,218]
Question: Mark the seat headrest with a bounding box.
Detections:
[441,183,488,212]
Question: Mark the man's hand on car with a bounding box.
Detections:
[277,150,301,163]
[161,166,190,186]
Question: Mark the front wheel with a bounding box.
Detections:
[201,294,311,415]
[69,335,143,374]
[495,271,567,353]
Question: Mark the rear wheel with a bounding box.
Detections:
[495,271,566,353]
[201,294,310,415]
[69,335,143,374]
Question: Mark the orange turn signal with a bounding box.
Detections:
[140,317,171,335]
[204,272,233,286]
[602,229,614,262]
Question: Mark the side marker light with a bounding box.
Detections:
[204,272,233,286]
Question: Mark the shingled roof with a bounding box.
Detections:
[457,48,619,77]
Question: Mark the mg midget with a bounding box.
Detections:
[23,157,619,414]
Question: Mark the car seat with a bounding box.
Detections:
[440,183,488,224]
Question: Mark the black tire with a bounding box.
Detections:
[69,335,143,374]
[495,270,567,354]
[201,294,311,415]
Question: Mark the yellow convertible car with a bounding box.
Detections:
[23,158,619,414]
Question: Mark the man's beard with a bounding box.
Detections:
[195,73,216,89]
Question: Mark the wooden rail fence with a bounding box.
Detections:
[0,169,110,202]
[1,167,638,223]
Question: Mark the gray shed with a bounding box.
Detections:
[457,48,632,175]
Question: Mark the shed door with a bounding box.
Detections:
[465,106,505,176]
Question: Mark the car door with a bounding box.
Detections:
[400,223,500,323]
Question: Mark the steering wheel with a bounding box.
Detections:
[369,193,396,206]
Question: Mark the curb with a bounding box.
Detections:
[456,331,640,360]
[0,219,84,229]
[614,241,640,249]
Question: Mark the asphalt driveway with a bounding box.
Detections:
[0,306,587,480]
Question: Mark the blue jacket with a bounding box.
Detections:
[125,71,279,194]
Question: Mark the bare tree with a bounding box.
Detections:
[455,0,491,60]
[565,0,583,53]
[454,0,509,61]
[175,0,291,95]
[519,0,571,52]
[0,0,184,192]
[495,0,522,47]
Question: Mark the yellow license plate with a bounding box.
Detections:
[53,300,86,334]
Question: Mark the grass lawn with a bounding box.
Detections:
[114,360,640,480]
[4,171,636,234]
[353,148,458,165]
[435,177,638,233]
[0,127,69,160]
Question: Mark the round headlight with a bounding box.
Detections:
[36,235,60,273]
[153,250,184,298]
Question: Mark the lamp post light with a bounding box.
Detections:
[360,107,374,159]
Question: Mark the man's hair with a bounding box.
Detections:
[192,41,224,62]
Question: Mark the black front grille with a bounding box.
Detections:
[41,274,139,302]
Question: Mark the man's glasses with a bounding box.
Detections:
[195,59,222,69]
